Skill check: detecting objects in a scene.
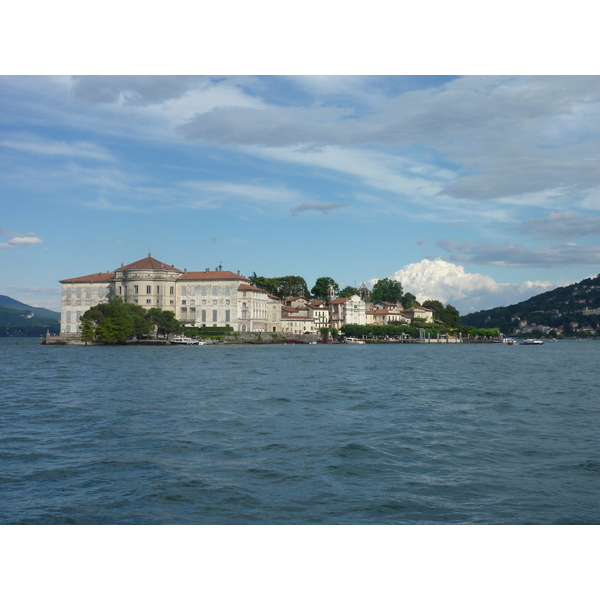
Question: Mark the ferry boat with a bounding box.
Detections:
[170,336,206,345]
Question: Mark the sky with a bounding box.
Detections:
[1,2,599,317]
[2,73,600,314]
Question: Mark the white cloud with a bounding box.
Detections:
[388,258,554,314]
[0,233,43,248]
[0,139,113,160]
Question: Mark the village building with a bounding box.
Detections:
[329,294,367,330]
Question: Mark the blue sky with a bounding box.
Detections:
[2,74,600,314]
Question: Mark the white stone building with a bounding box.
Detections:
[329,294,366,330]
[59,255,261,334]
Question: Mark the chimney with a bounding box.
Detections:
[237,270,240,276]
[206,268,210,272]
[184,268,187,273]
[121,263,124,267]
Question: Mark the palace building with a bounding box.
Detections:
[58,255,277,335]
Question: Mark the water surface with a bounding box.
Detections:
[1,338,599,524]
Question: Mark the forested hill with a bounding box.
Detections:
[461,274,600,334]
[0,295,60,336]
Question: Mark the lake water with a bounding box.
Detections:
[1,337,599,524]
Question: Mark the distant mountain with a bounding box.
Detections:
[461,274,600,335]
[0,295,60,337]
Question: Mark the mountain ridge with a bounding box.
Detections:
[461,274,600,336]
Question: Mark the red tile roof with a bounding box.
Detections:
[119,256,182,271]
[59,273,115,284]
[329,297,348,304]
[181,270,249,281]
[282,306,300,313]
[238,283,266,292]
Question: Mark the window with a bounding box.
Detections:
[119,286,122,295]
[76,311,81,321]
[66,324,71,333]
[181,307,187,316]
[156,286,160,294]
[201,286,207,295]
[225,310,230,322]
[202,300,206,305]
[181,286,187,296]
[241,310,247,320]
[134,299,138,304]
[241,325,246,332]
[66,289,71,299]
[170,300,174,304]
[225,286,230,295]
[86,288,91,298]
[170,286,174,295]
[225,299,230,306]
[212,286,218,295]
[146,299,151,304]
[201,310,206,321]
[212,310,218,322]
[76,288,81,297]
[182,300,186,305]
[212,299,217,305]
[190,300,195,305]
[190,307,196,313]
[134,285,139,294]
[66,311,71,322]
[146,285,151,294]
[190,286,195,295]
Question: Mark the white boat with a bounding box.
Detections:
[520,339,544,345]
[171,336,206,345]
[344,337,365,344]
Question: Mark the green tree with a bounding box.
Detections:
[401,292,419,308]
[147,307,183,338]
[370,278,403,304]
[248,273,310,298]
[338,286,359,298]
[80,318,96,344]
[311,277,339,301]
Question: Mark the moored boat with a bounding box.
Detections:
[170,336,206,345]
[344,337,365,344]
[520,339,544,345]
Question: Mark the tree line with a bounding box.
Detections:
[249,273,461,326]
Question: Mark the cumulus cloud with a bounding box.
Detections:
[0,231,43,248]
[291,201,348,215]
[390,258,554,314]
[509,211,600,239]
[436,238,600,268]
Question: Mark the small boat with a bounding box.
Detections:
[344,337,365,344]
[171,336,206,345]
[505,338,516,345]
[520,339,544,345]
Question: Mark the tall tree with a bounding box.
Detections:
[338,286,359,298]
[311,277,339,301]
[370,278,403,304]
[401,292,420,308]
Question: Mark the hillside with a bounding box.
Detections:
[0,295,60,337]
[461,274,600,336]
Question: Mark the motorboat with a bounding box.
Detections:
[171,336,206,345]
[520,339,544,345]
[344,337,365,344]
